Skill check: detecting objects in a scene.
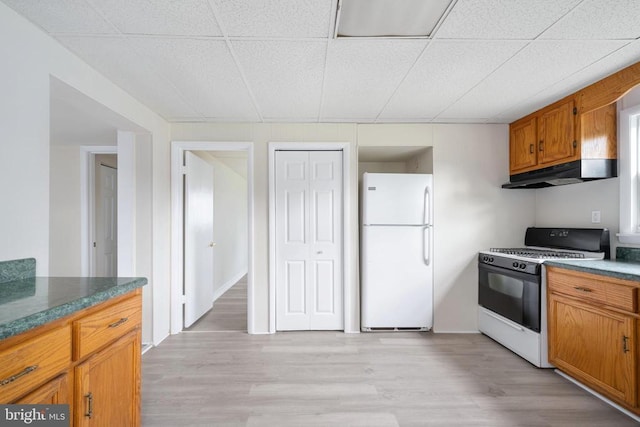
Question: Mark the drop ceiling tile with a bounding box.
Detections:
[436,0,581,40]
[380,40,527,121]
[493,40,640,122]
[2,0,116,34]
[127,37,258,120]
[56,36,199,120]
[438,40,627,121]
[541,0,640,40]
[90,0,222,36]
[321,39,426,121]
[213,0,332,38]
[232,40,326,120]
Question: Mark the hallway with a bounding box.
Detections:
[184,276,247,332]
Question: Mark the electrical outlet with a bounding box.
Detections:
[591,210,601,224]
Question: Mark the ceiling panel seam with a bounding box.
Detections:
[79,0,202,121]
[317,0,340,122]
[206,0,264,122]
[373,41,432,122]
[430,40,531,122]
[487,40,637,123]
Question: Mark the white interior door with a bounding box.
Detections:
[96,164,117,277]
[275,150,343,331]
[184,151,215,328]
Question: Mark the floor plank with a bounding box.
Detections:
[142,331,638,426]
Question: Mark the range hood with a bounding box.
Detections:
[502,159,617,189]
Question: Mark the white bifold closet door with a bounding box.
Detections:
[275,150,343,331]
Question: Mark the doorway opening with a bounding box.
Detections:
[171,142,254,334]
[92,154,118,277]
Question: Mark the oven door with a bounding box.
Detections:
[478,263,540,332]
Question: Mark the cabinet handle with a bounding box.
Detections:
[108,317,129,328]
[539,140,544,151]
[529,144,534,154]
[0,365,38,386]
[573,286,592,293]
[85,392,93,418]
[623,335,630,353]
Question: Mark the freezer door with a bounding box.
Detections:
[361,225,433,329]
[362,173,432,225]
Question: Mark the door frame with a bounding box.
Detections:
[268,142,352,334]
[170,141,255,334]
[80,146,117,277]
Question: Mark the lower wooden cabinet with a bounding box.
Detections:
[75,330,140,426]
[547,267,639,413]
[15,373,70,405]
[0,290,142,426]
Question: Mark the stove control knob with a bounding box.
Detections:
[489,257,494,263]
[519,263,526,269]
[512,261,519,268]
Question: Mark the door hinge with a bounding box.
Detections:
[93,242,96,248]
[181,166,187,175]
[181,294,187,304]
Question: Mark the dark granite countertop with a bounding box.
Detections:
[544,259,640,282]
[0,276,147,340]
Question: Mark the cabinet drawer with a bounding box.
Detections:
[0,326,71,403]
[73,295,141,360]
[548,268,637,313]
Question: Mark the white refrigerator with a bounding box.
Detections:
[361,173,433,331]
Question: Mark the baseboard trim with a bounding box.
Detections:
[213,269,247,302]
[555,369,640,423]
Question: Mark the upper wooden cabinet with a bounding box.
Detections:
[538,99,577,165]
[509,97,615,175]
[508,61,640,176]
[509,116,537,172]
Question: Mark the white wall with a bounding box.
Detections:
[170,123,358,333]
[0,4,169,344]
[167,123,535,333]
[534,86,640,256]
[49,146,82,275]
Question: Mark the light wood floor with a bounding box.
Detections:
[184,277,247,332]
[143,327,638,426]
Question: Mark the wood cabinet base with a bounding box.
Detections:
[0,290,142,427]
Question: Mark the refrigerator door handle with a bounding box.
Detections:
[423,186,431,226]
[423,225,431,266]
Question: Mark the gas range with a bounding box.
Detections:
[479,245,605,274]
[477,227,610,368]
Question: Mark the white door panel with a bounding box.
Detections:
[361,225,433,329]
[96,164,117,277]
[276,150,343,331]
[362,173,432,225]
[184,151,215,328]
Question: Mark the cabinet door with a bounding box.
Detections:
[75,330,140,427]
[538,100,577,165]
[509,116,537,173]
[548,293,636,406]
[15,373,70,404]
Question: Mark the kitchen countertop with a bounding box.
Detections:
[544,259,640,282]
[0,276,147,340]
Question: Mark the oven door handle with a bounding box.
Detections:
[484,309,525,332]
